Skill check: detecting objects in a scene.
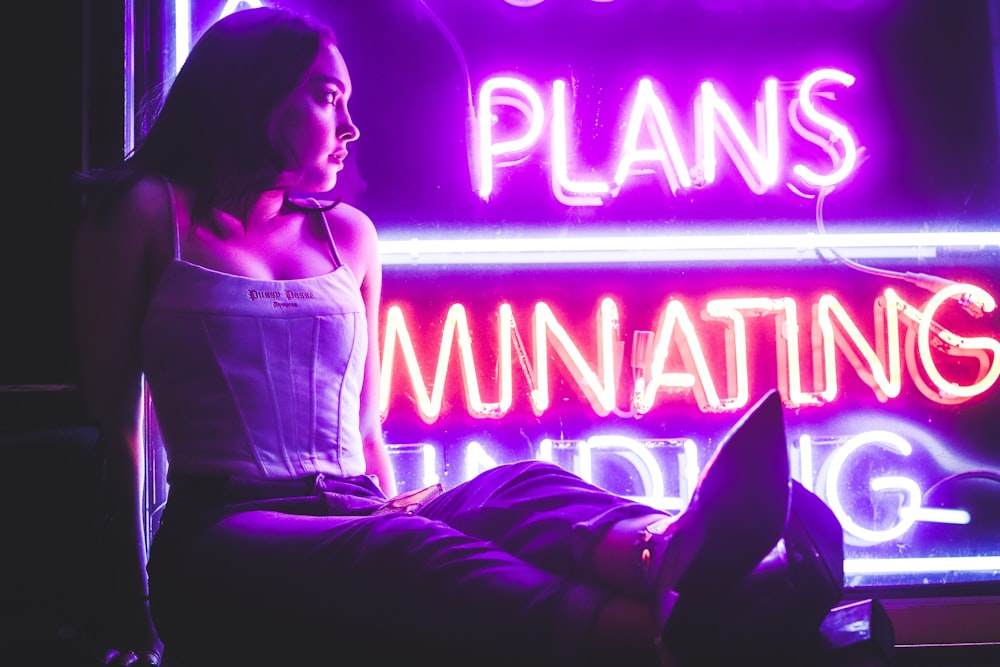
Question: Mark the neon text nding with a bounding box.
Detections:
[388,427,973,547]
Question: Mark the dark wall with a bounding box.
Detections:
[3,2,125,423]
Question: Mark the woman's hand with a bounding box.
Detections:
[104,650,161,667]
[102,599,164,666]
[76,178,169,667]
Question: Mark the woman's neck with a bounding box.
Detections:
[217,189,289,234]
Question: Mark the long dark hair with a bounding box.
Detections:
[79,6,338,223]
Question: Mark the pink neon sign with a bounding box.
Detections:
[477,68,858,203]
[380,283,999,423]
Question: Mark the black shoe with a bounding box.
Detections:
[646,389,792,662]
[692,480,846,665]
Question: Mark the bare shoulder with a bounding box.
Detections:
[77,174,174,276]
[85,175,169,229]
[323,201,378,257]
[324,201,377,242]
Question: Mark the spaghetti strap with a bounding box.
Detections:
[309,198,345,269]
[163,177,181,260]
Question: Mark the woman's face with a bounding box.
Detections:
[272,40,359,193]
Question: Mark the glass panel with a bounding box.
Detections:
[142,0,1000,590]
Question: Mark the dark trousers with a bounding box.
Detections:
[148,460,664,666]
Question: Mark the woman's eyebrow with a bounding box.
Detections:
[309,74,347,92]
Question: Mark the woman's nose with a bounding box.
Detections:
[339,112,359,142]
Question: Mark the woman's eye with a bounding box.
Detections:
[323,91,340,105]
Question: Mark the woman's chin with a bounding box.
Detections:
[295,176,339,196]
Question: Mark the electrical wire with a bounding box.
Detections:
[811,155,987,319]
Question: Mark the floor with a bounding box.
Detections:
[879,594,1000,667]
[4,607,998,667]
[895,645,1000,667]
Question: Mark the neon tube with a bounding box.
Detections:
[379,231,1000,265]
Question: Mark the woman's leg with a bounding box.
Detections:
[149,505,652,666]
[149,390,793,666]
[417,390,794,662]
[420,391,790,597]
[418,459,661,584]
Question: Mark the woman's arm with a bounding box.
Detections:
[72,177,171,662]
[360,265,398,499]
[327,203,398,497]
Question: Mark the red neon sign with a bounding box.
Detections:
[380,283,999,422]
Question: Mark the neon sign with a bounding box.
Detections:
[386,428,977,544]
[163,0,1000,587]
[477,68,858,203]
[377,278,1000,583]
[380,285,998,422]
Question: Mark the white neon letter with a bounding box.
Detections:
[697,77,780,193]
[585,435,665,501]
[823,430,914,545]
[464,441,499,481]
[613,78,692,195]
[477,76,545,199]
[792,68,858,188]
[552,79,609,205]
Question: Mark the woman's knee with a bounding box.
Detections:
[499,459,567,479]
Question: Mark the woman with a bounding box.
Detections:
[73,7,836,666]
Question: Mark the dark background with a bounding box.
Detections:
[6,2,127,394]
